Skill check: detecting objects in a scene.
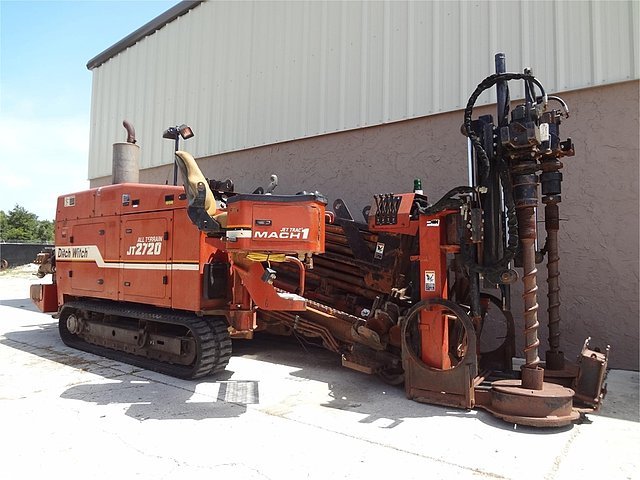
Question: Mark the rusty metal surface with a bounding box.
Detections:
[544,202,564,370]
[573,338,610,409]
[521,365,545,391]
[542,361,579,387]
[520,235,541,373]
[483,379,579,427]
[402,298,478,409]
[512,168,542,376]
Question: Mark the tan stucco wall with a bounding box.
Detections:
[92,81,639,370]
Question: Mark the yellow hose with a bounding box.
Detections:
[245,253,288,263]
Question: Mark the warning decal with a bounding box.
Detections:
[374,242,385,260]
[424,271,436,291]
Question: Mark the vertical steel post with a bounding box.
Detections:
[483,54,508,276]
[173,136,180,186]
[489,53,510,308]
[495,53,508,127]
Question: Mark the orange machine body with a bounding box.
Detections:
[413,210,460,369]
[225,194,325,255]
[53,183,216,313]
[369,193,459,370]
[50,184,326,329]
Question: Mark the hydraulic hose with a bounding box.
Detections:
[463,72,547,187]
[460,72,547,278]
[413,186,476,216]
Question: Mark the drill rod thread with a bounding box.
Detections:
[545,207,561,354]
[522,238,541,368]
[513,169,542,371]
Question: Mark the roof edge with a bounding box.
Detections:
[86,1,203,70]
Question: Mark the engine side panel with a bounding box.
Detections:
[54,184,206,312]
[171,210,212,312]
[119,212,171,304]
[56,220,112,304]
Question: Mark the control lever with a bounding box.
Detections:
[252,174,279,194]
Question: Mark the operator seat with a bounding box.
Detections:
[174,150,227,228]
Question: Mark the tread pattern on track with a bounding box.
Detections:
[59,300,231,379]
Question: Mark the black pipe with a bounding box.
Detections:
[495,53,509,128]
[482,54,508,282]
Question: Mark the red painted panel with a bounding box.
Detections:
[417,211,456,370]
[56,189,95,221]
[170,210,204,311]
[226,199,325,254]
[55,220,110,303]
[30,284,58,313]
[70,223,105,293]
[53,184,210,314]
[100,216,121,299]
[119,213,171,304]
[94,183,187,216]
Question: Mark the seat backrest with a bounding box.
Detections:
[174,150,217,217]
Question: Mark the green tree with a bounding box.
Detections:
[0,211,6,241]
[0,205,54,242]
[35,219,54,242]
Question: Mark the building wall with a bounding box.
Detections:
[87,0,639,179]
[92,80,639,370]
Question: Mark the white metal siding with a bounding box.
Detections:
[88,0,639,178]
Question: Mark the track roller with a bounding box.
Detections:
[59,300,232,379]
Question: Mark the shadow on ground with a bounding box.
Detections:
[0,297,39,312]
[1,324,474,427]
[1,321,252,421]
[60,374,255,421]
[231,334,578,434]
[2,322,635,430]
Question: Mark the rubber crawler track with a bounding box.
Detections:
[59,300,232,379]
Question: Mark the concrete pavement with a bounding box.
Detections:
[1,266,638,479]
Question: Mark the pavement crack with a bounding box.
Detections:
[254,408,509,479]
[544,426,581,479]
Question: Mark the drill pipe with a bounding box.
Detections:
[278,266,378,300]
[313,256,364,276]
[544,201,564,369]
[324,242,361,257]
[326,231,378,249]
[513,171,542,375]
[321,251,363,268]
[519,214,545,390]
[518,207,540,368]
[326,224,381,243]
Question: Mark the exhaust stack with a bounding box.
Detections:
[112,120,140,184]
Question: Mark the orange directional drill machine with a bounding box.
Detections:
[32,57,608,427]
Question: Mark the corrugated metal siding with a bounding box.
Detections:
[88,0,639,178]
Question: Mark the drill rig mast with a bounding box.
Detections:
[257,54,608,426]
